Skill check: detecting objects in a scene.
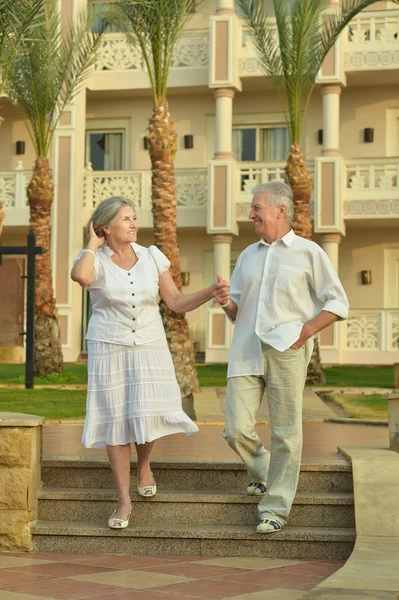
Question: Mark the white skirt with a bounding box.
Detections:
[83,339,199,448]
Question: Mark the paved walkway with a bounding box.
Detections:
[0,552,345,599]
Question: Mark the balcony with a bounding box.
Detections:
[83,165,208,228]
[343,158,399,218]
[236,161,315,220]
[89,29,209,91]
[344,10,399,72]
[239,11,399,79]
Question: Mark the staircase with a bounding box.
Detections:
[33,459,355,558]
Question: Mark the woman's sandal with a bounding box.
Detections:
[108,508,132,529]
[137,471,157,498]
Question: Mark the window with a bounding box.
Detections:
[232,125,290,162]
[85,125,128,171]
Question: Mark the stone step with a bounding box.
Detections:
[37,488,355,528]
[42,460,353,493]
[31,521,355,559]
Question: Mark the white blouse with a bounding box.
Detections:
[74,243,170,347]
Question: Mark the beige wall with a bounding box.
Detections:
[315,228,399,310]
[86,93,216,170]
[0,104,37,171]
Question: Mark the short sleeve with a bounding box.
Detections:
[73,250,102,287]
[149,245,170,276]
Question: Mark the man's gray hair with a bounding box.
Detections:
[87,196,134,238]
[252,181,294,225]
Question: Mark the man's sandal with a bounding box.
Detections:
[257,518,282,533]
[246,481,267,496]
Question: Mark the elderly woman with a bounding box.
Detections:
[71,196,229,530]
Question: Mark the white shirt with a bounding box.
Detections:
[74,243,170,347]
[227,229,349,378]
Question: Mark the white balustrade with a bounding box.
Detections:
[95,30,209,72]
[0,162,31,210]
[344,158,399,217]
[236,161,315,219]
[347,11,399,45]
[343,309,399,352]
[83,165,208,210]
[344,10,399,71]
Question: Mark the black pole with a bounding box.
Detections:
[25,231,36,389]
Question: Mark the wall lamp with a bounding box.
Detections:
[184,134,194,149]
[143,136,150,150]
[16,141,25,155]
[364,128,374,143]
[181,271,190,286]
[317,129,323,145]
[361,270,372,285]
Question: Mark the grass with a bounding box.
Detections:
[0,388,87,420]
[0,363,394,388]
[325,392,389,420]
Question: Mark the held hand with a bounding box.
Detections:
[88,221,105,250]
[213,274,230,307]
[290,323,311,350]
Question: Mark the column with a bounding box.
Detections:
[321,232,341,273]
[321,84,342,157]
[213,234,233,280]
[214,88,234,158]
[216,0,234,13]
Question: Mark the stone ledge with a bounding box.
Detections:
[0,412,45,427]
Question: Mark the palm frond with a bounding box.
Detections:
[237,0,397,144]
[4,0,109,156]
[0,0,45,95]
[118,0,199,104]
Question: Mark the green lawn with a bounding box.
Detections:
[0,363,394,388]
[0,388,87,420]
[326,392,389,420]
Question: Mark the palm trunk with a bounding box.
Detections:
[148,101,200,412]
[0,117,4,238]
[286,142,326,385]
[27,156,63,376]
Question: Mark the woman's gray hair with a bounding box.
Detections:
[87,196,134,238]
[252,181,294,225]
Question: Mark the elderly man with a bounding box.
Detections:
[220,181,349,533]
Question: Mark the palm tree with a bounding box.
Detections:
[236,0,395,383]
[4,0,108,376]
[0,0,45,237]
[118,0,201,411]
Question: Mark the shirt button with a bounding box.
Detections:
[132,317,136,321]
[132,305,135,308]
[132,329,135,333]
[127,273,131,276]
[132,293,135,296]
[130,282,134,284]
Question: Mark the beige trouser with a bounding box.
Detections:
[222,342,311,527]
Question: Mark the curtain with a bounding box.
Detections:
[104,133,123,170]
[232,129,243,161]
[260,127,289,161]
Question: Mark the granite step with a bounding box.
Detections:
[42,460,353,493]
[31,520,355,559]
[37,488,355,528]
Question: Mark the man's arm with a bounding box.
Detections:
[291,310,338,349]
[291,248,349,350]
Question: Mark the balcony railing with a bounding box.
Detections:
[236,161,315,219]
[344,158,399,218]
[95,29,209,72]
[0,163,30,210]
[344,10,399,71]
[344,309,399,351]
[83,164,208,210]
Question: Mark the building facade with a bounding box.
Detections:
[1,0,399,366]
